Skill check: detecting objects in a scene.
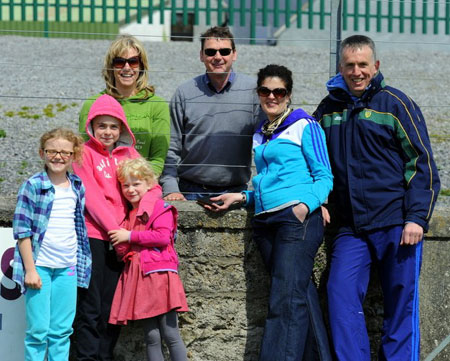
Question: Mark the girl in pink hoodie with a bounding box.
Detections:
[108,157,188,361]
[72,94,162,360]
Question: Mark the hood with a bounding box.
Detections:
[85,94,136,150]
[326,73,350,93]
[326,72,385,103]
[136,185,163,220]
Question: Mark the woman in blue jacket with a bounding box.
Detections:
[210,65,333,361]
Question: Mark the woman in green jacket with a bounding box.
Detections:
[78,34,170,176]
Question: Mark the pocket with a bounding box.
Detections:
[291,204,307,224]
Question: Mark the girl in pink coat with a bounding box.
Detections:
[72,94,162,359]
[109,157,188,361]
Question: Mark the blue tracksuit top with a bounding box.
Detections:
[314,72,440,233]
[243,108,333,215]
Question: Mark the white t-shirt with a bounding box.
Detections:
[36,182,78,268]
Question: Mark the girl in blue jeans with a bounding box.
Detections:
[209,65,333,361]
[12,128,91,361]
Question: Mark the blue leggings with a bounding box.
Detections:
[25,266,77,361]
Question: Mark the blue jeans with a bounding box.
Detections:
[25,266,77,361]
[179,178,247,200]
[252,206,331,361]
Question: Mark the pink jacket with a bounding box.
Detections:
[117,190,179,274]
[73,94,141,240]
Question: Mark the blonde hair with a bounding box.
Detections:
[102,34,155,99]
[39,128,84,164]
[117,157,157,185]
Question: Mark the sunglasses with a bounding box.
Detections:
[112,56,140,69]
[257,87,288,99]
[204,48,233,57]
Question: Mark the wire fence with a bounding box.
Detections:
[0,27,449,204]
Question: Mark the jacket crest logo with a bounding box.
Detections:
[365,110,372,118]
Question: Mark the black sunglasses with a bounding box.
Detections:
[112,56,140,69]
[204,48,233,57]
[257,87,288,99]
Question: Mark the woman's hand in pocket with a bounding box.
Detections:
[292,203,309,223]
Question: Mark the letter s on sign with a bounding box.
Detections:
[1,247,21,300]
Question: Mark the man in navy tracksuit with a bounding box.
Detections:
[314,35,440,361]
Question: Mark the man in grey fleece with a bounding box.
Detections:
[160,26,261,201]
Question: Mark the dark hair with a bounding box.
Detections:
[200,26,235,51]
[257,64,293,94]
[339,35,377,64]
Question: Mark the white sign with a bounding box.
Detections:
[0,228,25,361]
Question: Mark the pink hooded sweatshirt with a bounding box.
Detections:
[73,94,160,241]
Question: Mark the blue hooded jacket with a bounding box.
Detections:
[314,72,440,233]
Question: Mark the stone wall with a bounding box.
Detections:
[0,197,449,361]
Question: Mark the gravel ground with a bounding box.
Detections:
[0,35,449,199]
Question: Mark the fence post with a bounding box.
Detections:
[433,0,439,34]
[319,0,325,29]
[44,0,49,37]
[365,0,370,32]
[329,0,342,78]
[387,0,393,32]
[67,0,72,22]
[446,0,450,35]
[22,0,27,21]
[250,0,257,44]
[9,0,13,21]
[399,0,405,33]
[218,0,223,25]
[422,0,428,34]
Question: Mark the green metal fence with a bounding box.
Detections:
[0,0,449,40]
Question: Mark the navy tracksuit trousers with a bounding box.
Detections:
[327,225,422,361]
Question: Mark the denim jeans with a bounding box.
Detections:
[179,178,247,200]
[252,206,331,361]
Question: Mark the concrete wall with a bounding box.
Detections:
[0,197,448,361]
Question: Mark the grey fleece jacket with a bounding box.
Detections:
[160,72,262,194]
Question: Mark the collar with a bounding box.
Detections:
[202,71,235,93]
[41,171,80,189]
[256,108,315,142]
[261,107,293,137]
[40,171,54,190]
